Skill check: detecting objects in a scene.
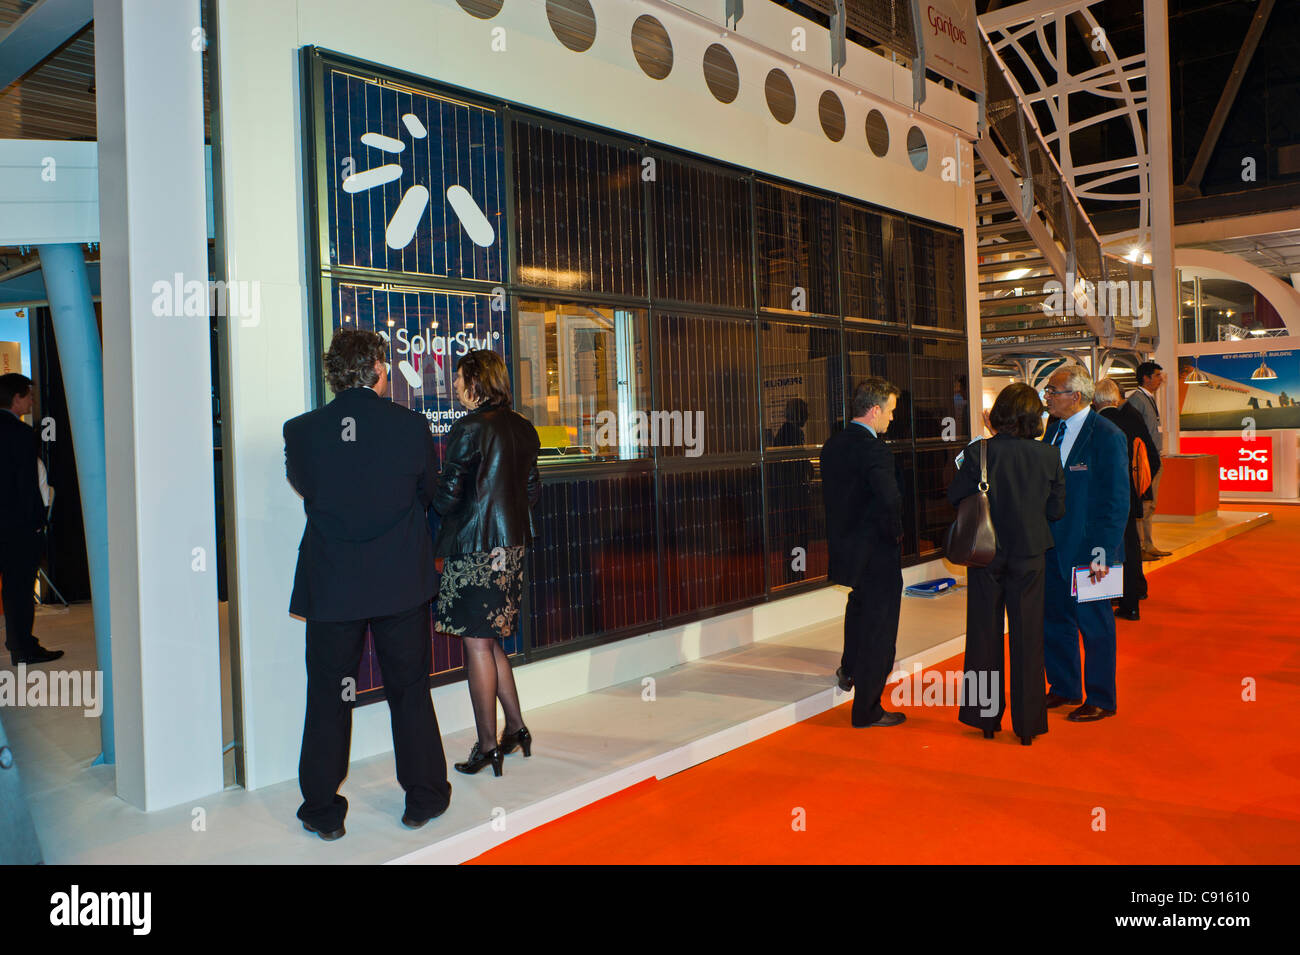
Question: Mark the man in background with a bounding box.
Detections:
[0,373,63,666]
[821,377,906,728]
[1042,365,1129,722]
[284,329,450,840]
[1094,378,1159,621]
[1124,362,1171,560]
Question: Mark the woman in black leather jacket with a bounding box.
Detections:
[433,350,541,777]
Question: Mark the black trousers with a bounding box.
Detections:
[1119,514,1146,613]
[841,546,903,725]
[959,551,1048,739]
[0,539,39,653]
[298,601,450,830]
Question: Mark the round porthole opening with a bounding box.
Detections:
[819,90,845,142]
[765,69,796,124]
[866,110,889,157]
[631,15,673,80]
[907,125,928,171]
[703,44,740,104]
[547,0,597,53]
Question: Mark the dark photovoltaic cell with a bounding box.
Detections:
[760,321,840,449]
[527,471,659,651]
[766,456,828,588]
[652,158,753,309]
[914,446,959,557]
[845,327,912,442]
[653,313,759,456]
[909,224,966,331]
[323,69,506,282]
[889,216,913,325]
[911,335,971,442]
[840,203,894,322]
[512,119,647,297]
[661,466,764,617]
[755,181,837,316]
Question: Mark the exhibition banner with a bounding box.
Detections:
[1177,350,1300,430]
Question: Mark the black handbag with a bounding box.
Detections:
[945,439,997,567]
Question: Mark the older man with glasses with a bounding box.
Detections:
[1040,365,1130,722]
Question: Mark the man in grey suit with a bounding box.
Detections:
[1124,361,1171,560]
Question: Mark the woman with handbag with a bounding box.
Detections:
[947,383,1065,745]
[433,350,541,777]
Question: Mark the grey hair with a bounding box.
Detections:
[1093,377,1122,408]
[1058,363,1095,404]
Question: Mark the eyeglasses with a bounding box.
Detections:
[1042,387,1076,397]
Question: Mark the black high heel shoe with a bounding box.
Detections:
[1020,735,1033,746]
[500,725,533,758]
[454,742,503,777]
[983,728,996,739]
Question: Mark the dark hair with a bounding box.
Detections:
[0,373,33,409]
[1136,361,1162,387]
[324,329,386,394]
[850,377,900,418]
[989,382,1046,439]
[456,350,513,409]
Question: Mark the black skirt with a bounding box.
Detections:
[435,546,525,641]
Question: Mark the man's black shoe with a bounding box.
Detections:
[9,644,64,666]
[1066,703,1117,722]
[835,666,853,692]
[302,820,345,841]
[1045,692,1083,709]
[853,710,906,728]
[402,784,452,829]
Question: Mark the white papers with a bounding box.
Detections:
[1073,565,1123,603]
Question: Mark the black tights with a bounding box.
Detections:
[462,637,525,751]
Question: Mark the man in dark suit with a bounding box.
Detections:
[1041,365,1130,722]
[283,329,450,840]
[0,374,63,666]
[1093,377,1159,621]
[820,377,906,728]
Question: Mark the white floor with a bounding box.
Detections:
[2,510,1270,864]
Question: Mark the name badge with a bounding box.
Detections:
[1069,463,1089,471]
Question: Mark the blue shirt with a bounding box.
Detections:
[1056,406,1092,465]
[851,420,877,438]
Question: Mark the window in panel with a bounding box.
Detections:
[911,224,965,332]
[515,298,650,461]
[911,335,970,442]
[766,456,827,589]
[840,203,893,322]
[760,321,839,449]
[845,328,912,442]
[652,158,753,309]
[653,313,759,457]
[512,119,646,296]
[755,181,837,316]
[914,446,958,557]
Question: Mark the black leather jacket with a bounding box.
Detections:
[432,404,542,557]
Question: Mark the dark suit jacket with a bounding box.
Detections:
[1098,404,1160,518]
[820,422,902,586]
[0,410,44,548]
[947,433,1065,558]
[1042,410,1129,577]
[283,387,439,622]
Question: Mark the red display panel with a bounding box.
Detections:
[1179,435,1274,492]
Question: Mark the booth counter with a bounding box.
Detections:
[1155,453,1220,521]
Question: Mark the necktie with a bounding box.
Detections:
[1051,423,1065,447]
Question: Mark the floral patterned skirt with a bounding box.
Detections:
[435,546,525,641]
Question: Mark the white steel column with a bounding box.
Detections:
[94,0,224,809]
[1145,0,1179,454]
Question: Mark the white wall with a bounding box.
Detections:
[214,0,981,790]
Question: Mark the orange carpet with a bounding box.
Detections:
[470,507,1300,864]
